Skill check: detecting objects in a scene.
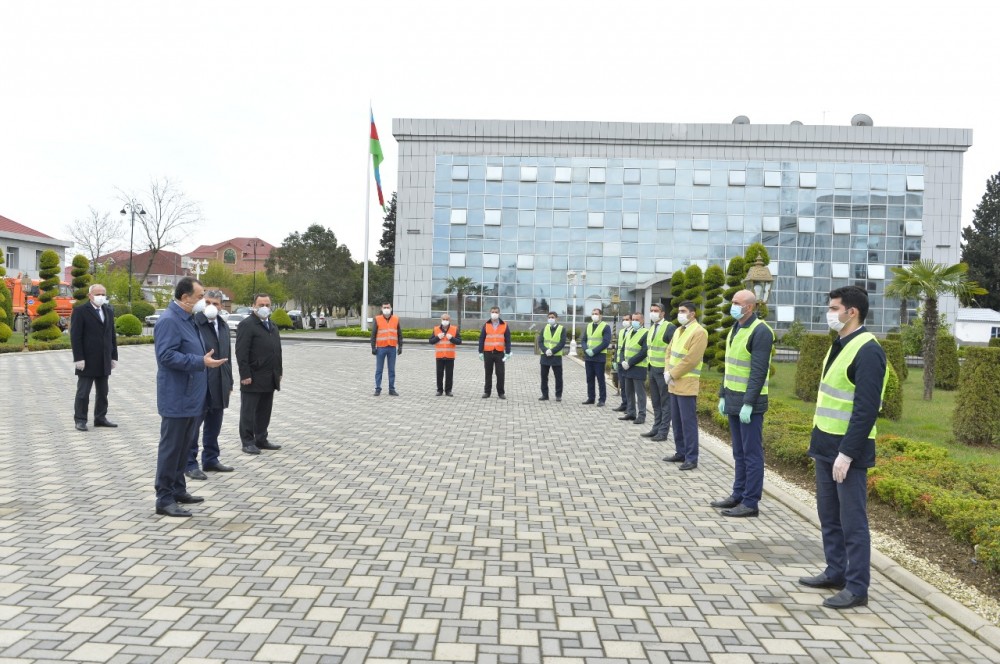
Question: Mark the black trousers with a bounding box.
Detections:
[75,375,109,424]
[435,358,455,393]
[239,391,274,445]
[540,363,563,397]
[483,350,506,395]
[155,415,199,508]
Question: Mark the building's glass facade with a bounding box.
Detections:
[431,155,924,332]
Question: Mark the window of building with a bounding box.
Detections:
[833,217,852,234]
[620,257,637,272]
[452,165,469,180]
[223,248,237,264]
[517,254,534,269]
[777,305,795,322]
[799,172,817,188]
[906,175,925,191]
[555,166,572,182]
[991,326,1000,339]
[485,209,502,226]
[798,217,816,233]
[764,171,781,187]
[589,167,606,183]
[762,216,780,232]
[659,169,676,185]
[35,249,43,270]
[655,258,672,273]
[728,215,744,231]
[904,220,924,237]
[868,264,886,280]
[483,253,500,268]
[588,212,605,228]
[796,262,814,277]
[692,214,709,230]
[448,253,466,267]
[835,173,852,189]
[5,246,17,270]
[486,166,503,181]
[520,166,537,182]
[832,263,850,278]
[623,212,640,229]
[450,209,467,225]
[729,170,746,186]
[623,168,641,184]
[693,170,711,185]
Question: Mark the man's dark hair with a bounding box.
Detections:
[174,277,201,300]
[252,292,270,305]
[490,306,500,313]
[678,300,697,314]
[650,303,663,312]
[829,285,869,322]
[592,308,602,315]
[382,302,392,307]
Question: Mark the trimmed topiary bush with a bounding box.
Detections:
[880,337,907,381]
[129,301,155,321]
[30,250,63,341]
[0,251,12,342]
[71,254,91,305]
[794,333,831,402]
[953,348,1000,446]
[115,313,142,337]
[779,320,807,350]
[881,362,903,421]
[271,308,294,330]
[934,329,960,390]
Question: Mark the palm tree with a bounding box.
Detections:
[886,260,986,400]
[444,276,482,326]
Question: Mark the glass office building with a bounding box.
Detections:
[393,119,970,333]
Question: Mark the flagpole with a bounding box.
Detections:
[362,107,371,332]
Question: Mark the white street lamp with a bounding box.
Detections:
[567,269,587,356]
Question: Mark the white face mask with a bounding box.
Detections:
[256,306,271,320]
[827,311,847,332]
[382,308,392,316]
[193,298,207,314]
[591,314,600,323]
[677,313,689,325]
[548,318,557,325]
[491,313,499,321]
[92,295,107,307]
[440,319,449,327]
[204,304,219,320]
[649,312,660,323]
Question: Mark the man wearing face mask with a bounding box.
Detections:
[478,306,511,399]
[619,312,648,425]
[185,290,235,481]
[429,312,461,396]
[153,277,229,517]
[70,283,118,431]
[370,302,402,396]
[643,303,676,443]
[665,301,708,471]
[799,286,887,610]
[235,293,284,455]
[538,312,568,401]
[580,308,611,406]
[612,314,632,413]
[712,290,774,518]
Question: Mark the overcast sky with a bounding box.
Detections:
[1,0,996,263]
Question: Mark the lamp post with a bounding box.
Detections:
[191,258,208,281]
[21,272,32,351]
[120,201,146,307]
[609,293,621,360]
[246,239,263,294]
[744,257,774,315]
[567,269,587,356]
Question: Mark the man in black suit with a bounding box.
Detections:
[235,293,283,455]
[185,289,235,480]
[70,283,119,431]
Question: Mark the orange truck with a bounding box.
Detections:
[4,275,75,331]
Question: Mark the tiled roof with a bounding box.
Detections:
[0,214,56,239]
[957,307,1000,323]
[96,249,190,276]
[187,237,275,259]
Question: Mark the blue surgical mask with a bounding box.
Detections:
[730,304,744,319]
[631,320,641,330]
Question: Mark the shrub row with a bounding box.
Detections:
[335,326,536,343]
[953,347,1000,446]
[0,335,154,353]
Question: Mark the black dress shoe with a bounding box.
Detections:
[94,419,118,427]
[619,414,636,421]
[389,390,400,396]
[679,461,698,471]
[721,504,759,518]
[156,503,191,518]
[612,405,627,412]
[256,441,282,450]
[482,393,490,399]
[185,468,208,481]
[498,394,506,400]
[445,392,453,396]
[242,445,261,455]
[436,391,444,396]
[596,402,605,407]
[663,453,685,462]
[373,389,381,396]
[203,463,234,472]
[555,397,562,402]
[633,417,645,425]
[710,496,740,508]
[581,399,595,405]
[539,396,549,401]
[798,573,846,590]
[640,430,657,438]
[175,492,205,504]
[75,422,88,431]
[651,434,668,442]
[823,589,868,609]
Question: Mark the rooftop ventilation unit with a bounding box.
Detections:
[851,114,873,127]
[732,115,750,124]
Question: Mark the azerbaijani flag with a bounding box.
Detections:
[370,109,386,211]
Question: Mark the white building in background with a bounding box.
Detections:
[390,116,971,333]
[1,213,73,279]
[954,308,1000,345]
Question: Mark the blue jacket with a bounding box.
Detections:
[154,300,208,418]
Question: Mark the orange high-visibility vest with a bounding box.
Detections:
[484,321,507,352]
[434,324,458,359]
[375,315,399,347]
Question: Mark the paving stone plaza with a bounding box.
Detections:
[1,339,999,663]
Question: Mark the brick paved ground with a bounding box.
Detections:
[0,340,998,663]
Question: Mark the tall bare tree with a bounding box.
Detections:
[118,177,202,285]
[66,206,124,274]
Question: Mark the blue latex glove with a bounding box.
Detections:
[503,353,510,363]
[717,398,725,416]
[479,353,484,361]
[739,404,753,424]
[585,349,594,357]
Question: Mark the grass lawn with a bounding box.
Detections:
[769,361,1000,465]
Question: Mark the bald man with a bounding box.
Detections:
[711,290,774,518]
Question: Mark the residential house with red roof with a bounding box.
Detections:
[0,214,73,279]
[185,237,274,275]
[96,248,191,288]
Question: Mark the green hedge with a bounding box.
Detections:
[953,348,1000,446]
[271,308,294,330]
[115,314,143,337]
[990,338,1000,349]
[335,326,536,343]
[934,330,960,391]
[881,362,903,421]
[880,337,907,381]
[794,334,830,402]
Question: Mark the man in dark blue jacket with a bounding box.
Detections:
[153,278,228,518]
[185,289,235,481]
[581,308,612,406]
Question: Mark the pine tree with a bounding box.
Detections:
[961,171,1000,311]
[669,270,685,321]
[71,254,92,306]
[376,192,397,268]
